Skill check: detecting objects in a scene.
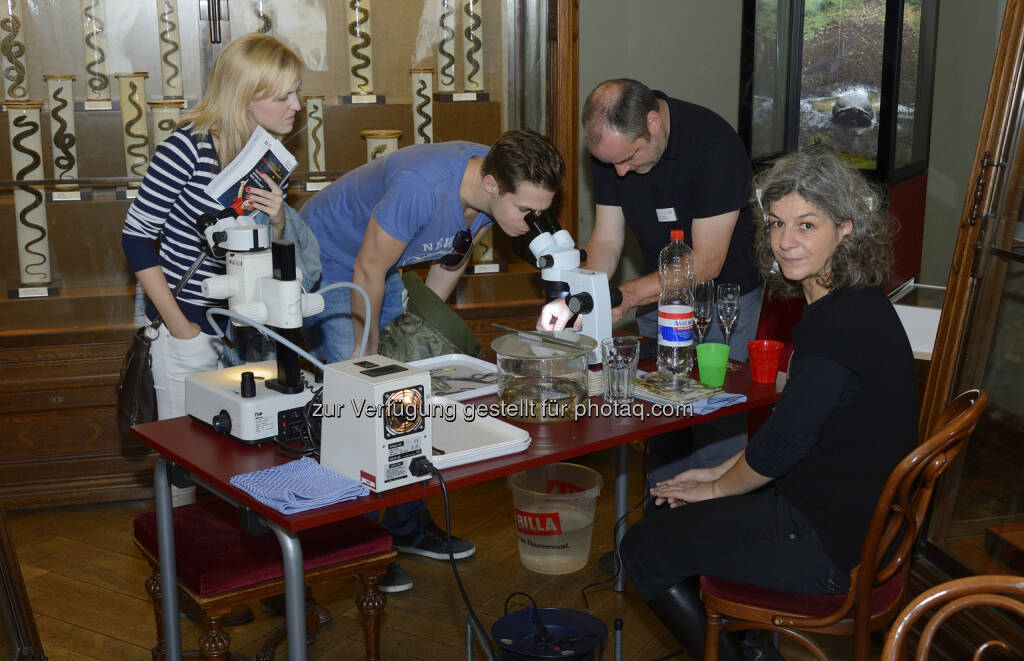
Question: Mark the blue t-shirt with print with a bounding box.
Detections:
[301,141,494,283]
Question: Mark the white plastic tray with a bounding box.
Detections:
[409,354,498,401]
[427,396,531,469]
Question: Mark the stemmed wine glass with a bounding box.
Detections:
[693,280,715,344]
[716,283,741,369]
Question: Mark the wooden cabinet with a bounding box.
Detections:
[0,327,156,508]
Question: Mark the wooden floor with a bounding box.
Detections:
[7,446,880,661]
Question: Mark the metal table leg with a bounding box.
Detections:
[270,526,307,661]
[614,443,629,592]
[154,458,181,660]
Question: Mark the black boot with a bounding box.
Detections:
[646,577,744,661]
[737,630,784,661]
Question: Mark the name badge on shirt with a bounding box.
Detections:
[656,207,677,223]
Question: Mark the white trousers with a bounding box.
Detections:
[148,323,222,506]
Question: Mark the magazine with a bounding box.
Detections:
[205,126,298,215]
[632,371,722,408]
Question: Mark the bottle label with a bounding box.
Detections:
[658,304,693,346]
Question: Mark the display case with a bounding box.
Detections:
[915,0,1024,653]
[741,0,938,289]
[0,0,579,507]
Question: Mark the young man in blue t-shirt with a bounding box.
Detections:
[302,128,565,592]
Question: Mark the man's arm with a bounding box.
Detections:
[581,204,627,275]
[351,218,407,356]
[691,209,740,282]
[423,226,488,300]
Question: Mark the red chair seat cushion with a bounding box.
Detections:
[133,499,392,597]
[700,571,904,620]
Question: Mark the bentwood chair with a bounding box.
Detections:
[881,574,1024,660]
[701,388,989,661]
[133,498,396,660]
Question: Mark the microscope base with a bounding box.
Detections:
[185,360,315,445]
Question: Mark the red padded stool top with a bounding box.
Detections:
[133,499,393,597]
[700,572,904,619]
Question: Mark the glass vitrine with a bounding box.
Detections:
[919,0,1024,581]
[742,0,937,181]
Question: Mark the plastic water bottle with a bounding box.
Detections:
[657,229,696,380]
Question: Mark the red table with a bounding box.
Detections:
[132,361,782,660]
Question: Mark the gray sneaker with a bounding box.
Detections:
[378,562,413,593]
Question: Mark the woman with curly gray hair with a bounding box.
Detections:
[752,145,893,301]
[619,147,918,661]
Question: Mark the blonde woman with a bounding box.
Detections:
[121,34,318,505]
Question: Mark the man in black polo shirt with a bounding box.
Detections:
[538,78,764,492]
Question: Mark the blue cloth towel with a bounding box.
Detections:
[691,392,748,416]
[229,457,369,514]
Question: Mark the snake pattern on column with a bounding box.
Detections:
[83,0,109,96]
[1,10,27,99]
[370,144,386,160]
[251,1,272,33]
[124,81,150,176]
[414,78,432,143]
[438,0,455,88]
[157,117,178,133]
[12,114,47,278]
[50,85,77,178]
[348,0,371,92]
[157,0,181,95]
[308,101,323,170]
[463,1,482,89]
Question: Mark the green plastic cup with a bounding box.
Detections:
[696,343,730,387]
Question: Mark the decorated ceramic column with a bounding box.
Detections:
[345,0,376,101]
[462,0,484,93]
[303,94,327,190]
[0,0,28,104]
[250,0,273,33]
[117,72,150,184]
[81,0,112,108]
[437,0,456,93]
[149,99,183,147]
[155,0,183,99]
[360,129,400,162]
[410,68,433,144]
[7,101,51,285]
[44,75,80,196]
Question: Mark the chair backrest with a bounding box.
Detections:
[880,574,1024,660]
[851,389,989,626]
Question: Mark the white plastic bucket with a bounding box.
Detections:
[507,463,603,574]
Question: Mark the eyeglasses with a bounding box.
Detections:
[439,229,473,271]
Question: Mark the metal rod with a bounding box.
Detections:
[489,323,591,351]
[270,526,307,661]
[154,459,182,660]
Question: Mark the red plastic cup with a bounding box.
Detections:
[747,340,784,384]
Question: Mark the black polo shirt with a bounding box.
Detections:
[590,92,761,295]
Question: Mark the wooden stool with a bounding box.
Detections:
[133,499,395,660]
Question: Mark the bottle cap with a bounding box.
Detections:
[670,229,684,241]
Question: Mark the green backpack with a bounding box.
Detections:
[378,271,482,361]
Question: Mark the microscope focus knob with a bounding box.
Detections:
[211,409,232,435]
[567,292,594,315]
[301,293,325,317]
[201,274,237,299]
[536,255,554,269]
